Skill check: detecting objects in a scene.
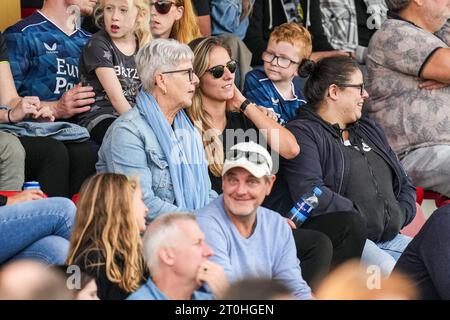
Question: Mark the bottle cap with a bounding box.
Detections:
[23,181,41,190]
[313,187,322,196]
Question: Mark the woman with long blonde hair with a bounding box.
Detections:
[150,0,201,44]
[187,36,300,193]
[66,173,148,300]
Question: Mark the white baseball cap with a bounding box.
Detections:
[222,141,273,178]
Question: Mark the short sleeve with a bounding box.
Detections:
[368,20,446,77]
[81,35,115,74]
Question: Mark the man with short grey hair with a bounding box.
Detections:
[366,0,450,197]
[127,212,228,300]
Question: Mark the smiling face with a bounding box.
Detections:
[263,39,301,82]
[222,167,275,220]
[334,70,369,126]
[199,46,235,103]
[150,0,183,39]
[103,0,140,41]
[163,59,199,109]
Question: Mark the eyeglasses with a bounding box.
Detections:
[207,60,238,79]
[338,83,366,96]
[151,1,177,14]
[225,149,268,166]
[162,68,194,82]
[262,51,299,69]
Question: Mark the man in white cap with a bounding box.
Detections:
[195,141,312,300]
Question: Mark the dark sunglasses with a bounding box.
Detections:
[225,149,268,166]
[207,60,238,79]
[162,68,194,82]
[151,1,177,14]
[338,83,366,96]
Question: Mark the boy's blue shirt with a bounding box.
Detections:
[243,68,307,123]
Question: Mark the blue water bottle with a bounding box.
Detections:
[289,187,322,227]
[22,181,41,190]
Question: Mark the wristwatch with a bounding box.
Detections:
[239,99,251,113]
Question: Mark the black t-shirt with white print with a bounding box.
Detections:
[76,29,140,131]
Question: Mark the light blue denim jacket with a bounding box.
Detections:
[210,0,254,39]
[96,107,217,221]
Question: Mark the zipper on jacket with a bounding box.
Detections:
[364,137,402,198]
[337,137,345,194]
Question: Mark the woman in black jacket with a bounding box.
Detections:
[267,56,416,276]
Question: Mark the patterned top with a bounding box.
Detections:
[3,11,90,101]
[365,16,450,156]
[76,29,140,131]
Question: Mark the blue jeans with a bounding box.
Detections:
[0,197,76,265]
[361,234,412,276]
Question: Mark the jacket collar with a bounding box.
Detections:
[295,106,361,139]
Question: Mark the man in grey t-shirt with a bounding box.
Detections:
[366,0,450,197]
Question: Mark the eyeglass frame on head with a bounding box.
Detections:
[150,1,178,15]
[207,60,238,79]
[337,83,366,96]
[161,68,194,82]
[261,51,300,69]
[225,149,269,166]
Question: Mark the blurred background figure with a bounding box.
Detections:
[222,277,295,300]
[0,260,74,300]
[53,265,99,300]
[315,260,418,300]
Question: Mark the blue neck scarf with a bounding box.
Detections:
[136,90,211,210]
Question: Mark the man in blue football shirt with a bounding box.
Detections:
[4,0,97,119]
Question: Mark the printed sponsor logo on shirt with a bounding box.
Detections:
[44,42,58,54]
[271,97,279,105]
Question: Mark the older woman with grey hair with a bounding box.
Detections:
[97,38,217,220]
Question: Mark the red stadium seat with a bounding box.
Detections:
[71,193,79,205]
[416,187,450,208]
[0,190,48,199]
[0,191,21,197]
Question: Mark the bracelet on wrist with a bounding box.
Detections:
[239,99,251,113]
